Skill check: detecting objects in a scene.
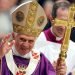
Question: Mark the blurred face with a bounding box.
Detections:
[14,34,36,55]
[44,2,53,19]
[52,7,68,37]
[0,0,17,11]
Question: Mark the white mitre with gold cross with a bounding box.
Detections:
[12,0,47,37]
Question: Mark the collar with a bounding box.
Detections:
[51,27,63,41]
[44,27,63,43]
[5,49,40,75]
[12,46,31,59]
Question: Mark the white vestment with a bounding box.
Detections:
[34,32,75,75]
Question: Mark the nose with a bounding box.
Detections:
[59,26,65,29]
[22,41,29,48]
[60,26,65,28]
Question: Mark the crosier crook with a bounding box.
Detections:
[54,4,75,75]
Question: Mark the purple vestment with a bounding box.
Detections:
[2,53,56,75]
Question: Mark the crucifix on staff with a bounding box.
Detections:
[54,3,75,75]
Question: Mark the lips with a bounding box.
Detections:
[21,47,26,50]
[20,46,29,51]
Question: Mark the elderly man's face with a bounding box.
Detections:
[0,0,17,11]
[53,7,68,37]
[14,34,36,55]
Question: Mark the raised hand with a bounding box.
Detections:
[0,33,15,59]
[0,33,6,43]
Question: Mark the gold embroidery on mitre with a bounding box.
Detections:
[13,1,46,37]
[26,2,38,27]
[13,24,41,37]
[37,16,45,26]
[16,11,24,22]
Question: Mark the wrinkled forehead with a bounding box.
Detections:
[14,33,36,40]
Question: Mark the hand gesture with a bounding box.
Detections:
[0,33,15,59]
